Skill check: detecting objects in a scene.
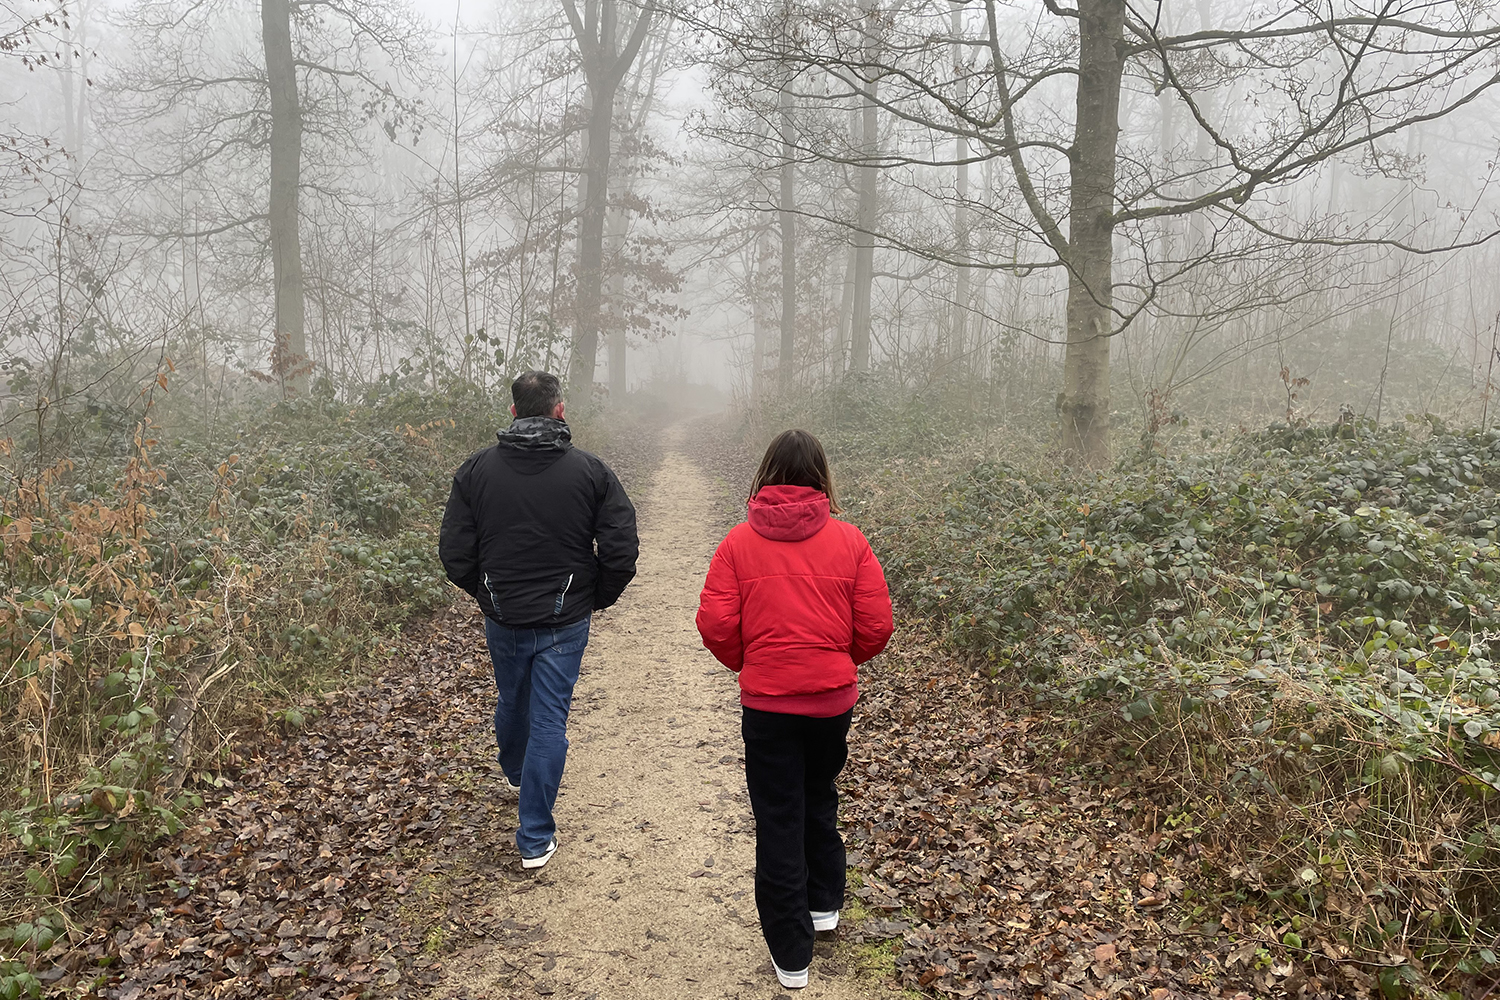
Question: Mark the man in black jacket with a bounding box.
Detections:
[439,371,638,870]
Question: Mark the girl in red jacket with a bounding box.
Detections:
[696,429,894,990]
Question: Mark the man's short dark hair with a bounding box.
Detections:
[512,371,563,418]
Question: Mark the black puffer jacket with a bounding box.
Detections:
[439,417,639,628]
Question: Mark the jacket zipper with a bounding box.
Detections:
[484,572,503,620]
[553,573,574,616]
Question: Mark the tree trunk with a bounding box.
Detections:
[831,240,852,356]
[1154,0,1175,263]
[568,93,614,395]
[778,82,796,389]
[604,182,629,400]
[950,1,969,367]
[849,29,879,374]
[562,0,655,404]
[451,19,472,358]
[262,0,307,395]
[1059,0,1125,465]
[751,226,774,403]
[601,35,667,404]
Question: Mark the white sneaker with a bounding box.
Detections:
[773,961,809,989]
[521,838,557,870]
[811,909,839,931]
[499,775,520,799]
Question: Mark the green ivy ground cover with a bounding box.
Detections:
[866,423,1500,768]
[844,419,1500,991]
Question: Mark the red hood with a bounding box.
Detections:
[747,485,830,541]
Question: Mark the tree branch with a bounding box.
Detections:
[984,0,1068,258]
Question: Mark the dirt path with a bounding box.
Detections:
[442,434,886,1000]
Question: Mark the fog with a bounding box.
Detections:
[4,0,1500,454]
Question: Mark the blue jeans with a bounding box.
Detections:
[485,615,591,857]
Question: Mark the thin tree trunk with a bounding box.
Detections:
[779,81,796,389]
[604,182,629,400]
[74,0,90,162]
[60,1,78,159]
[262,0,307,395]
[1154,0,1175,263]
[836,245,855,371]
[751,226,774,402]
[1059,0,1125,464]
[849,19,879,374]
[569,93,613,395]
[950,1,969,367]
[369,218,383,377]
[602,34,667,403]
[1187,0,1213,252]
[452,15,472,356]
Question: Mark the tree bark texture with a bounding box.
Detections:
[262,0,307,395]
[778,83,796,389]
[1059,0,1125,465]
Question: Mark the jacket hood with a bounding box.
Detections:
[497,415,572,451]
[748,484,830,541]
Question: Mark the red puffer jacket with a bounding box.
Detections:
[696,484,894,716]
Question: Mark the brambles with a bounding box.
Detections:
[852,418,1500,992]
[0,382,503,952]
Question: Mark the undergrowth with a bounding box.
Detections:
[733,378,1500,996]
[843,413,1500,995]
[0,377,519,997]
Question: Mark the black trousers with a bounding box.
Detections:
[741,705,852,972]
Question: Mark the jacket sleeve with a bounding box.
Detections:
[695,537,743,671]
[438,468,480,596]
[850,536,894,665]
[592,464,639,610]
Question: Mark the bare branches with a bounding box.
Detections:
[562,0,658,93]
[983,0,1068,259]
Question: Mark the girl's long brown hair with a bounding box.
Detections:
[749,429,841,513]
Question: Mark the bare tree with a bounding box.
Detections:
[695,0,1500,461]
[262,0,308,394]
[561,0,657,400]
[604,25,671,400]
[105,0,427,398]
[947,0,969,366]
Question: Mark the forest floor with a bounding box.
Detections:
[69,422,1282,1000]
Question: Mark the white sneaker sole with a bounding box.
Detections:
[773,962,809,989]
[520,839,557,869]
[811,910,839,932]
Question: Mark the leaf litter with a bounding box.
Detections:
[45,603,529,999]
[842,631,1374,1000]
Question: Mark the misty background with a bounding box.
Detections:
[4,0,1499,458]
